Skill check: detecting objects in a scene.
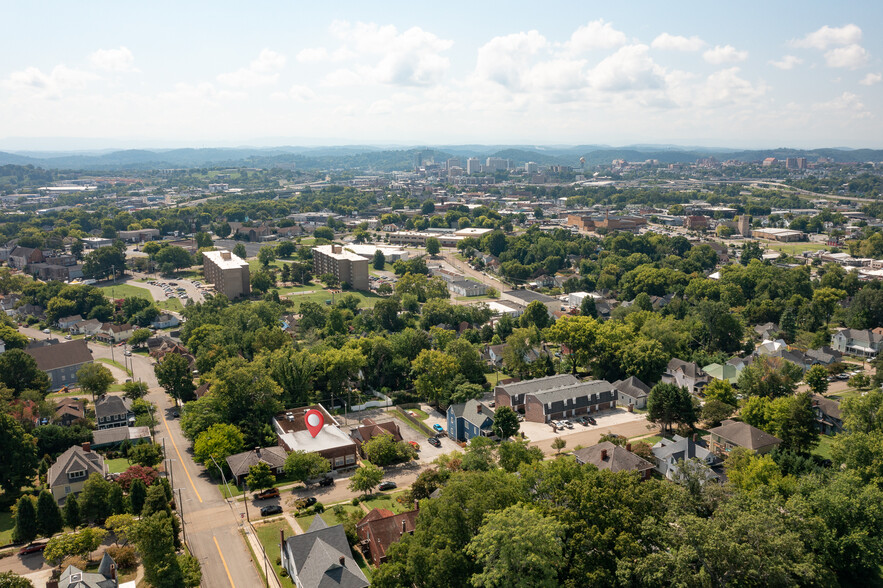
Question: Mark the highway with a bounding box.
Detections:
[21,326,262,588]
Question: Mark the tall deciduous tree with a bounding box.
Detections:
[245,462,275,492]
[154,353,195,404]
[76,364,114,403]
[0,350,50,396]
[546,315,597,375]
[283,451,331,484]
[465,504,565,588]
[0,413,38,499]
[411,349,458,406]
[647,383,697,434]
[348,462,384,495]
[805,364,830,396]
[492,406,520,440]
[193,424,244,467]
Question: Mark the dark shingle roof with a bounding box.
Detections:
[48,445,105,489]
[225,446,288,478]
[613,376,650,400]
[496,374,579,398]
[449,399,494,429]
[284,517,369,588]
[24,339,91,371]
[94,395,132,420]
[573,442,654,473]
[708,420,781,450]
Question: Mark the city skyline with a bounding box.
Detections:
[3,1,883,149]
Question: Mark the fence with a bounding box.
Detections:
[394,406,436,437]
[350,389,393,412]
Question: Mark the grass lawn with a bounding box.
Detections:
[295,503,363,529]
[406,408,429,421]
[484,371,507,386]
[390,412,433,437]
[0,510,14,545]
[97,358,132,377]
[106,458,130,474]
[46,390,87,401]
[285,289,383,309]
[633,435,663,445]
[157,297,184,312]
[764,242,830,255]
[455,295,497,302]
[814,434,837,460]
[253,519,295,586]
[276,283,319,295]
[828,388,867,402]
[99,283,154,302]
[219,473,303,499]
[358,491,408,514]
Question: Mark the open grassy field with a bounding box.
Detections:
[359,491,409,514]
[99,283,183,312]
[284,289,383,309]
[813,434,837,460]
[763,241,830,255]
[97,358,131,377]
[253,519,295,585]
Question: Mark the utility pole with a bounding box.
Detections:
[175,487,187,545]
[243,482,251,522]
[210,455,231,501]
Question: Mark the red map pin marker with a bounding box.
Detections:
[305,409,324,438]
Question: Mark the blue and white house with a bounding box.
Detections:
[447,399,495,442]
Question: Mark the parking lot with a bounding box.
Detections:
[343,408,460,465]
[518,407,649,443]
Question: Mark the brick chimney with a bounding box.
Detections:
[626,443,632,452]
[601,449,608,460]
[476,404,482,413]
[82,442,90,453]
[339,556,346,566]
[110,564,116,580]
[401,519,407,534]
[255,447,261,458]
[693,434,698,443]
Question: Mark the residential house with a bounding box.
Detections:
[702,362,742,385]
[47,443,106,503]
[812,394,843,435]
[92,426,151,449]
[70,318,103,336]
[56,551,119,588]
[56,314,83,330]
[29,262,83,282]
[662,358,710,395]
[356,508,419,567]
[651,435,723,483]
[805,346,842,366]
[225,446,289,485]
[273,405,358,471]
[495,374,579,413]
[831,328,883,358]
[95,323,134,344]
[151,313,180,329]
[573,442,654,480]
[8,246,43,269]
[525,379,617,424]
[280,516,369,588]
[350,418,403,449]
[754,322,779,340]
[447,399,495,442]
[707,420,782,457]
[613,376,650,410]
[24,339,92,391]
[95,395,134,430]
[54,398,85,426]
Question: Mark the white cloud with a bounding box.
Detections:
[825,44,869,69]
[769,55,803,70]
[296,47,329,63]
[703,45,748,64]
[651,33,705,52]
[318,21,453,86]
[792,24,862,50]
[566,19,627,52]
[217,48,286,87]
[474,30,548,89]
[2,64,99,99]
[89,46,137,72]
[812,91,870,118]
[697,67,765,107]
[860,72,882,86]
[588,44,666,92]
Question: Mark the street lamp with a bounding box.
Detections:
[209,455,232,501]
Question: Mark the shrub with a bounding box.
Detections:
[313,502,324,514]
[60,555,88,571]
[280,569,289,578]
[276,557,281,566]
[351,497,360,506]
[106,545,138,570]
[117,465,159,491]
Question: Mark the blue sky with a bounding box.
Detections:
[2,1,882,149]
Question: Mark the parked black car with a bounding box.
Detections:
[427,437,442,447]
[260,505,283,517]
[378,481,397,491]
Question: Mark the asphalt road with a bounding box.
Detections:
[19,326,263,588]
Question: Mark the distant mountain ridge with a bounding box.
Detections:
[1,144,882,171]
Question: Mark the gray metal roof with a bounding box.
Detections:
[529,379,614,405]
